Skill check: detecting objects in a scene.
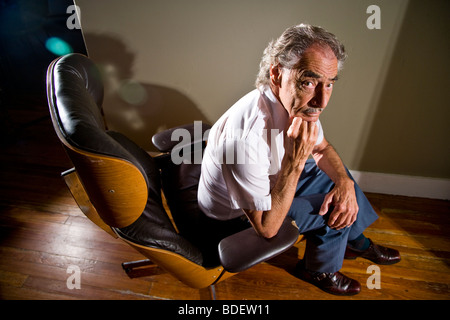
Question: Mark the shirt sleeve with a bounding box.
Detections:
[219,137,272,211]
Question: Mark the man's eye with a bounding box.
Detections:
[326,83,334,88]
[303,81,314,88]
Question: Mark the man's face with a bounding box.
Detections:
[271,44,339,122]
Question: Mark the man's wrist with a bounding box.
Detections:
[335,175,354,188]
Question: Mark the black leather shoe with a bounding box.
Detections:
[345,239,401,265]
[294,262,361,296]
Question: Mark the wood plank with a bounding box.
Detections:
[21,276,157,300]
[0,246,154,298]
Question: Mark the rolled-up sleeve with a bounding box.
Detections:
[220,138,272,211]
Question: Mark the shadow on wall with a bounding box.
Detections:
[83,33,210,152]
[356,0,450,179]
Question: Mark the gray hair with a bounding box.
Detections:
[255,24,347,88]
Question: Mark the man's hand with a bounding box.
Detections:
[318,179,359,229]
[284,117,318,169]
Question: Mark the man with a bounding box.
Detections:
[198,24,400,296]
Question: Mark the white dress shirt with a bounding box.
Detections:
[198,86,324,220]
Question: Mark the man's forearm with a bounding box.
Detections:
[244,118,318,238]
[312,142,352,186]
[245,159,304,238]
[266,160,305,225]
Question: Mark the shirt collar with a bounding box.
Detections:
[262,85,280,105]
[261,85,289,129]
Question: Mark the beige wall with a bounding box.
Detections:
[356,0,450,179]
[75,0,449,179]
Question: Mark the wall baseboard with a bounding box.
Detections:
[349,170,450,200]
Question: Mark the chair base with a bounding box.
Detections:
[122,259,154,273]
[199,284,217,300]
[122,259,217,300]
[121,259,166,279]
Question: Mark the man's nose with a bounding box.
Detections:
[310,86,328,108]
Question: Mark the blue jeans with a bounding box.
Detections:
[288,160,378,273]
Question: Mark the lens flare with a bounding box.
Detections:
[45,37,73,56]
[118,80,147,106]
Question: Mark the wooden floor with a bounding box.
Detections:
[1,95,449,301]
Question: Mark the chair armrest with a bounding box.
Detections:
[218,217,299,273]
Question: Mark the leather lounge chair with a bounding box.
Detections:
[46,53,300,298]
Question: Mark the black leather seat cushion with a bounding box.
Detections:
[115,198,204,265]
[157,156,250,267]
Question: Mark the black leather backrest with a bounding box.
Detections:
[49,54,137,161]
[47,53,151,226]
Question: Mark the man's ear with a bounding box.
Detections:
[269,64,282,86]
